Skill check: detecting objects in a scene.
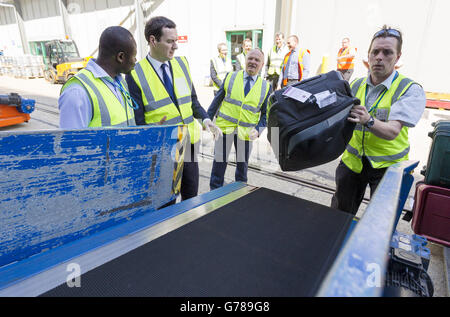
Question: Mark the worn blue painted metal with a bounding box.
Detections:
[0,182,247,292]
[316,160,419,297]
[0,125,186,268]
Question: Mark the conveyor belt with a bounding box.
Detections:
[42,187,353,297]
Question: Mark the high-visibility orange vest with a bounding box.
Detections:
[282,48,309,86]
[337,47,356,70]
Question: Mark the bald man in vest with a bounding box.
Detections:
[126,16,220,203]
[59,26,137,128]
[331,26,426,215]
[277,35,311,89]
[207,48,272,190]
[337,37,357,81]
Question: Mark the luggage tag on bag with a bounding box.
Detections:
[314,90,337,109]
[282,86,312,103]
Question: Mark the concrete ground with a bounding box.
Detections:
[0,75,449,297]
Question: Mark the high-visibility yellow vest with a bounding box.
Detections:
[215,71,270,141]
[130,56,202,144]
[61,68,135,127]
[282,48,310,85]
[337,47,357,70]
[267,45,289,76]
[211,56,233,89]
[236,52,246,70]
[342,73,416,173]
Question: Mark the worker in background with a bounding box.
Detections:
[207,48,272,190]
[337,37,357,81]
[126,16,220,202]
[210,42,233,96]
[59,26,137,128]
[235,38,252,71]
[331,25,426,215]
[277,35,311,89]
[265,32,289,90]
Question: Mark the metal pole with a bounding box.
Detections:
[135,0,147,61]
[58,0,73,40]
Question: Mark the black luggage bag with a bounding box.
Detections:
[420,120,450,188]
[267,71,359,171]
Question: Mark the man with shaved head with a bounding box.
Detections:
[207,48,272,190]
[278,35,311,89]
[59,26,137,128]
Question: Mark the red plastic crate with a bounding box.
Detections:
[411,183,450,247]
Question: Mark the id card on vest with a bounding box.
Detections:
[175,77,190,96]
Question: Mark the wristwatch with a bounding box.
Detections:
[364,115,375,129]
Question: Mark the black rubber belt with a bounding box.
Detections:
[42,187,353,297]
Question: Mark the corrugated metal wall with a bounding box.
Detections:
[20,0,60,20]
[0,6,16,25]
[66,0,133,13]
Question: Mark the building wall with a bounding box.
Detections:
[146,0,277,83]
[0,0,449,92]
[0,6,22,55]
[290,0,450,93]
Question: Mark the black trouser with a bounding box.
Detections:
[159,142,199,209]
[180,142,199,201]
[266,74,280,90]
[331,157,387,215]
[338,69,354,82]
[210,132,252,190]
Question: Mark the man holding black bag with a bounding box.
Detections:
[331,25,426,215]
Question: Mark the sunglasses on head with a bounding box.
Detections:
[373,28,401,39]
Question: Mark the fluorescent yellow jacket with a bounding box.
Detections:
[212,56,233,89]
[130,56,202,144]
[342,73,416,173]
[267,45,289,76]
[215,71,270,141]
[61,68,135,127]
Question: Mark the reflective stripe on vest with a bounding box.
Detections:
[337,47,356,70]
[131,56,202,144]
[342,74,416,173]
[61,69,135,127]
[267,45,288,76]
[282,48,308,86]
[215,71,270,140]
[212,56,233,89]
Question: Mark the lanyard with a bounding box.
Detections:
[114,78,139,110]
[364,71,399,114]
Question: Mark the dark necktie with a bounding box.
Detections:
[244,77,252,96]
[161,63,176,102]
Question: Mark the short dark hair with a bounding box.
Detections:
[144,16,176,42]
[369,25,403,53]
[98,26,135,58]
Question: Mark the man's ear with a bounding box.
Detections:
[395,51,402,64]
[116,51,125,64]
[148,35,156,47]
